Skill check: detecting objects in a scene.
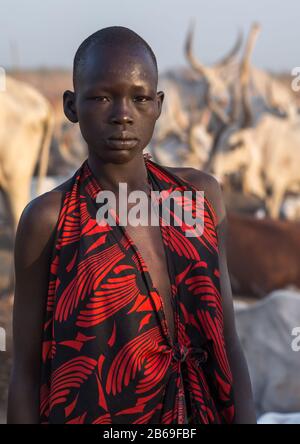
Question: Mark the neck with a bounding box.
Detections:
[87,151,150,195]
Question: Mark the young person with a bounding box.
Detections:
[7,26,256,424]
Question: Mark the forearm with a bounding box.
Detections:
[226,335,257,424]
[7,372,40,424]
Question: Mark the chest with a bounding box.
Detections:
[124,212,176,345]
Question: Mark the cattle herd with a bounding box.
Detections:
[151,22,300,219]
[150,22,300,300]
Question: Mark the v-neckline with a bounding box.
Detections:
[84,156,177,348]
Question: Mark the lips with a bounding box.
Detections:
[108,138,137,142]
[108,133,137,141]
[106,137,138,149]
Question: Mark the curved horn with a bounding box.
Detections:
[184,20,210,77]
[240,22,261,127]
[214,30,243,69]
[240,23,261,87]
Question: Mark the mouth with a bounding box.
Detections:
[106,137,138,149]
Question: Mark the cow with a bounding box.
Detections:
[226,211,300,298]
[235,289,300,415]
[212,113,300,218]
[0,75,54,233]
[149,23,243,166]
[210,22,300,218]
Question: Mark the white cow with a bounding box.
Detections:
[210,21,300,219]
[258,412,300,424]
[211,113,300,218]
[235,289,300,416]
[150,24,243,166]
[0,75,54,232]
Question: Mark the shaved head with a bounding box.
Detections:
[73,26,158,90]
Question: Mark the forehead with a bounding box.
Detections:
[77,44,157,91]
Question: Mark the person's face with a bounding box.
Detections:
[64,44,164,164]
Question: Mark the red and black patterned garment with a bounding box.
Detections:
[39,154,235,424]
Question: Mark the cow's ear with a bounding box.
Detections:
[63,90,78,123]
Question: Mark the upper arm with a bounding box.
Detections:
[7,183,68,422]
[11,192,62,382]
[189,169,239,347]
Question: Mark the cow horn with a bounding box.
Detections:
[240,23,261,87]
[214,30,243,69]
[184,20,210,78]
[240,22,261,127]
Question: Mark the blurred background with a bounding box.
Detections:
[1,0,300,424]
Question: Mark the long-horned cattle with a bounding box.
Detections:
[0,75,54,232]
[150,22,243,167]
[211,24,300,218]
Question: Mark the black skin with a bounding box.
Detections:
[7,43,257,424]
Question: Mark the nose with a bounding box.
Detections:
[109,98,133,126]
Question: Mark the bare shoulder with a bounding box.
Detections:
[164,165,226,228]
[15,177,73,266]
[19,176,72,234]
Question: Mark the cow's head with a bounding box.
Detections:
[211,129,252,182]
[184,21,243,124]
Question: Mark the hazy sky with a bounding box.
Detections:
[0,0,299,73]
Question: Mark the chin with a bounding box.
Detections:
[89,144,144,164]
[102,149,137,164]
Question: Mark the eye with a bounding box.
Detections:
[134,96,151,103]
[90,96,109,103]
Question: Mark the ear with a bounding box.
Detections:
[156,91,164,119]
[63,90,78,123]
